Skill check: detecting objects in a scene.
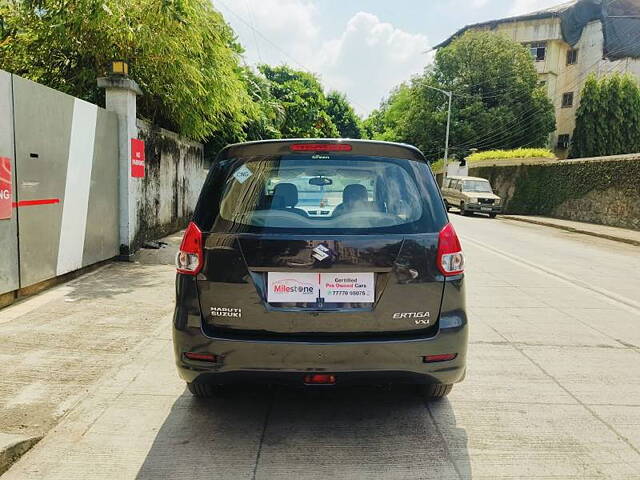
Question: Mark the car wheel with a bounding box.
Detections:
[420,383,453,400]
[489,213,497,218]
[460,202,470,216]
[187,382,224,398]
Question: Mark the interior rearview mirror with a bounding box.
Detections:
[309,177,333,187]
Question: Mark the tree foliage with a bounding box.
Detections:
[364,32,556,161]
[326,91,363,138]
[570,73,640,158]
[0,1,359,146]
[0,0,253,141]
[258,65,339,138]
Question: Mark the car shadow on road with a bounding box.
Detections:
[135,385,471,479]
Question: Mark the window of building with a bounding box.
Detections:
[562,92,574,108]
[557,134,571,149]
[567,49,578,65]
[530,42,546,61]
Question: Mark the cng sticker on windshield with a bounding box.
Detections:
[267,272,375,303]
[232,164,253,184]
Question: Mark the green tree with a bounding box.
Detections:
[204,66,286,158]
[325,91,363,138]
[571,73,640,158]
[570,75,601,158]
[366,84,413,142]
[241,67,285,141]
[365,31,555,161]
[258,65,339,138]
[0,0,251,141]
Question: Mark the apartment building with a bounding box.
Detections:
[435,0,640,157]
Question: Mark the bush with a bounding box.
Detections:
[430,148,555,173]
[467,148,556,162]
[474,160,640,216]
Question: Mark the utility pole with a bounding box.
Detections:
[423,85,453,187]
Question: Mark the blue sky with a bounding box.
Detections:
[215,0,562,115]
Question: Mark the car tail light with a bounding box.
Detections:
[423,353,457,363]
[184,352,217,362]
[176,222,203,275]
[304,374,336,385]
[290,143,352,152]
[437,222,464,276]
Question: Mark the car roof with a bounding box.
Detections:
[218,138,427,163]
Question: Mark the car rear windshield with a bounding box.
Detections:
[194,154,447,235]
[463,180,492,193]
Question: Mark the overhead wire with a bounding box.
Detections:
[447,22,640,152]
[446,7,640,148]
[243,0,263,64]
[215,0,370,115]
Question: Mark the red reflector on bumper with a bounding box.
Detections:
[423,353,457,363]
[304,374,336,385]
[184,352,217,362]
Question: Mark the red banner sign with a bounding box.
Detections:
[131,139,145,178]
[0,157,12,220]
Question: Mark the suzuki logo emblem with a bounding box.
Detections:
[312,244,331,262]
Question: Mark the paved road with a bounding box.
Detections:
[2,216,640,479]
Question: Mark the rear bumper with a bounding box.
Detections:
[173,315,468,386]
[466,203,502,213]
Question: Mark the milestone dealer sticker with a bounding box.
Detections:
[267,272,375,303]
[267,272,318,303]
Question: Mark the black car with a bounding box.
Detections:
[173,139,467,399]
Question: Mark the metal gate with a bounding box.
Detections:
[0,71,19,295]
[0,70,120,295]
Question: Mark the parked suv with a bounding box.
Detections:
[442,176,502,217]
[173,139,467,399]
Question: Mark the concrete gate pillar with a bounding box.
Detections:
[97,74,142,259]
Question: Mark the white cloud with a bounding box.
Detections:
[311,12,430,114]
[218,1,430,116]
[234,0,320,62]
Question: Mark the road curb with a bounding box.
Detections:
[502,216,640,247]
[0,433,42,476]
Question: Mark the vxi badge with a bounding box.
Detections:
[393,311,431,325]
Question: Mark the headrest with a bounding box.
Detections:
[273,183,299,207]
[343,184,368,204]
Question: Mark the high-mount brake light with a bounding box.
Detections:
[290,143,352,152]
[176,222,203,275]
[437,223,464,276]
[304,374,336,385]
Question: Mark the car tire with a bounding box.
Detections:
[187,382,223,398]
[489,213,497,218]
[420,383,453,399]
[460,202,470,216]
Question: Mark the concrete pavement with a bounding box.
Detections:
[2,216,640,479]
[502,215,640,247]
[0,231,184,472]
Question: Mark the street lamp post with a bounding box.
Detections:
[423,85,453,187]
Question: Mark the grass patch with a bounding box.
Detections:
[430,148,555,172]
[467,148,555,162]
